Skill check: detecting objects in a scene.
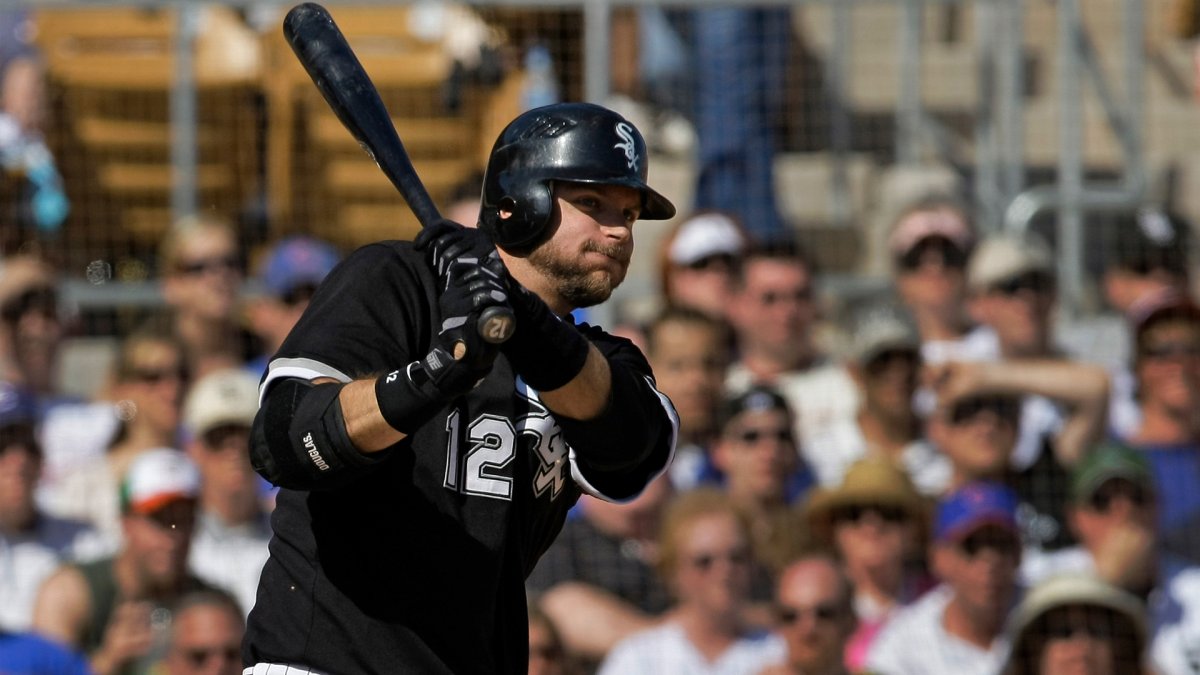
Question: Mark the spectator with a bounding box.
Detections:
[182,369,269,618]
[32,449,216,675]
[726,241,858,452]
[866,482,1021,675]
[42,327,187,547]
[0,382,104,632]
[527,475,673,667]
[597,488,784,674]
[657,210,750,322]
[158,217,254,380]
[0,629,91,675]
[805,308,949,494]
[758,554,857,675]
[1101,207,1193,438]
[163,589,244,675]
[1002,575,1147,675]
[888,194,988,366]
[0,10,43,135]
[528,603,572,675]
[1120,289,1200,560]
[803,457,931,671]
[0,254,69,411]
[710,385,811,574]
[243,236,340,377]
[644,307,730,491]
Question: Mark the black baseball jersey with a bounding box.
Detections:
[243,242,677,674]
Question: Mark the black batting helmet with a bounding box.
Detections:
[479,102,676,250]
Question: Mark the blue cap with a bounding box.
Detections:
[936,481,1019,543]
[261,237,340,298]
[0,381,36,429]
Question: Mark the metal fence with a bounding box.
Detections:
[1,0,1192,329]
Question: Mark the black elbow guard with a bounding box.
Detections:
[250,379,389,490]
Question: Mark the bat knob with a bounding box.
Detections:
[478,306,516,344]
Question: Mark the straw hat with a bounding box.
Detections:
[803,456,927,545]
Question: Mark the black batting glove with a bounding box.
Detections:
[501,279,591,393]
[375,235,510,434]
[414,218,497,282]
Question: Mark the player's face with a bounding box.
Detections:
[775,562,853,673]
[167,604,244,675]
[526,182,641,310]
[647,319,727,437]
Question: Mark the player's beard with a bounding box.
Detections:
[528,239,629,309]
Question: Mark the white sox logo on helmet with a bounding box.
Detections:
[614,122,639,172]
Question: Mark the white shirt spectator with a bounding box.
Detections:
[597,622,785,675]
[188,510,271,618]
[866,584,1009,675]
[803,416,951,496]
[0,514,106,631]
[726,361,859,456]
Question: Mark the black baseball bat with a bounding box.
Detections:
[283,2,515,346]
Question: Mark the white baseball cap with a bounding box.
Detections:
[120,448,201,515]
[184,368,261,437]
[667,212,748,266]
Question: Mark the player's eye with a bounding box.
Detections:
[624,208,640,224]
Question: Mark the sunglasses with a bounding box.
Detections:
[1088,479,1152,512]
[957,529,1020,558]
[202,424,250,452]
[1139,341,1200,361]
[832,504,908,526]
[865,349,920,376]
[280,283,318,307]
[683,254,738,272]
[896,237,969,271]
[688,547,752,571]
[776,602,842,626]
[757,288,813,307]
[0,286,57,323]
[948,396,1020,426]
[1040,607,1119,641]
[125,366,185,385]
[180,645,241,668]
[989,272,1054,297]
[731,427,793,444]
[528,644,563,661]
[177,255,240,276]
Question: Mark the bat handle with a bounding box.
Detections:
[478,306,516,344]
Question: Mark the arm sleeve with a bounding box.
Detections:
[557,326,678,502]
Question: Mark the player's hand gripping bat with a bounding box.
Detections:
[283,2,516,347]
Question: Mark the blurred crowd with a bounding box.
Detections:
[0,194,1198,675]
[3,4,1200,675]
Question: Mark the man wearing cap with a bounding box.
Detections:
[244,236,341,377]
[888,194,993,366]
[1100,207,1193,439]
[805,307,949,495]
[866,482,1022,675]
[803,457,931,672]
[657,210,750,322]
[1120,289,1200,564]
[0,382,103,632]
[0,254,70,412]
[32,448,216,675]
[726,239,858,453]
[183,368,270,618]
[1002,574,1148,675]
[711,385,811,575]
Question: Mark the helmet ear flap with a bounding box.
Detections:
[481,178,554,250]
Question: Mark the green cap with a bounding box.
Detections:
[1070,441,1154,504]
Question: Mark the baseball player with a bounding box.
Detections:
[242,102,680,674]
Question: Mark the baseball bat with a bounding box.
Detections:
[283,2,515,346]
